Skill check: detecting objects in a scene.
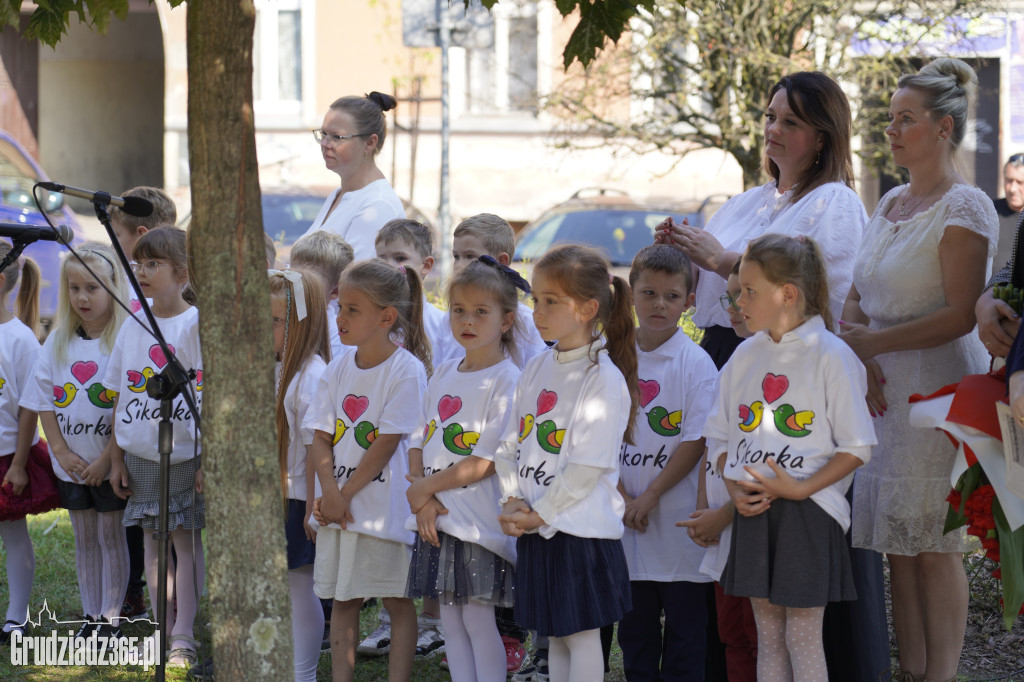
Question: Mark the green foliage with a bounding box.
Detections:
[8,0,129,46]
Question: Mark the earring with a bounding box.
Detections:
[816,150,821,165]
[937,135,944,143]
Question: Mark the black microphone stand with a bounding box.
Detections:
[94,201,202,682]
[0,232,31,277]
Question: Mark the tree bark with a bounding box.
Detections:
[186,2,293,679]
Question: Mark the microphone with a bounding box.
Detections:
[0,223,74,243]
[38,182,154,218]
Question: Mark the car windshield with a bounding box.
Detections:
[0,140,62,213]
[514,208,680,266]
[262,193,327,246]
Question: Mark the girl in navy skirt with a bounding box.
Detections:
[493,244,637,682]
[703,234,876,681]
[269,268,331,681]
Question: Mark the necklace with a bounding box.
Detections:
[897,173,953,218]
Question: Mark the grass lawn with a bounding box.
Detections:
[0,510,628,680]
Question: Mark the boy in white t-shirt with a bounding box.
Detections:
[617,244,719,681]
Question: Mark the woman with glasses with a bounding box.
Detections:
[657,72,866,371]
[302,92,406,262]
[659,72,890,682]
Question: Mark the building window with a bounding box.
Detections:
[464,2,541,115]
[253,0,314,124]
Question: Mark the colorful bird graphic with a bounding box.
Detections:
[442,423,479,456]
[53,383,77,408]
[647,407,682,437]
[536,420,565,454]
[518,414,535,443]
[86,383,116,409]
[126,367,155,393]
[773,405,814,438]
[195,370,204,392]
[354,421,379,450]
[332,419,348,446]
[738,401,764,432]
[0,378,5,389]
[422,419,438,447]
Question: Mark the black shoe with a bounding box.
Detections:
[188,656,214,680]
[0,620,25,645]
[90,616,123,646]
[74,616,97,641]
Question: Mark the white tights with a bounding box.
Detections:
[439,601,506,682]
[0,519,34,626]
[68,509,129,622]
[143,527,205,646]
[750,598,827,682]
[289,565,323,682]
[548,628,604,682]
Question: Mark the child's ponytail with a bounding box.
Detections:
[605,275,639,444]
[16,257,40,336]
[534,244,639,444]
[401,266,433,377]
[270,269,329,503]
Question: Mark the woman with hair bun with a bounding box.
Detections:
[303,92,407,261]
[841,58,998,681]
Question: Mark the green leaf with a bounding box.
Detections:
[993,500,1024,630]
[563,0,640,68]
[24,2,71,47]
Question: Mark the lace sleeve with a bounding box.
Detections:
[942,185,1000,255]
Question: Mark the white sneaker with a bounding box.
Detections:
[511,650,550,682]
[357,621,391,656]
[414,617,445,657]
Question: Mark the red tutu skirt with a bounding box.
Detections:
[0,441,61,521]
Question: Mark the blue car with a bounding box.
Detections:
[0,130,82,331]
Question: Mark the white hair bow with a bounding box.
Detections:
[267,269,307,321]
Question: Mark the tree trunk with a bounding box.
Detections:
[185,2,293,679]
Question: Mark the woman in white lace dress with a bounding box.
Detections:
[840,59,998,682]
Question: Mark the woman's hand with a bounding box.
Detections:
[864,358,888,416]
[976,292,1020,358]
[2,462,28,496]
[838,320,879,361]
[416,496,449,548]
[655,217,725,272]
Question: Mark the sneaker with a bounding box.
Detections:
[188,656,215,680]
[511,649,549,682]
[0,620,26,645]
[74,616,97,641]
[87,617,123,649]
[357,621,391,656]
[502,636,526,673]
[414,617,444,658]
[119,593,148,622]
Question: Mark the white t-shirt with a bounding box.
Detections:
[304,347,426,544]
[406,358,520,562]
[326,299,343,363]
[692,181,866,329]
[620,329,718,582]
[702,315,876,531]
[21,335,116,482]
[301,179,406,262]
[492,340,630,540]
[422,296,459,368]
[0,317,40,454]
[279,355,327,501]
[699,459,732,582]
[102,308,203,463]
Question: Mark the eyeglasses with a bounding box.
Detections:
[312,129,369,146]
[130,260,168,275]
[719,293,740,312]
[1009,153,1024,166]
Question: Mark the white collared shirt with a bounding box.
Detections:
[301,179,406,262]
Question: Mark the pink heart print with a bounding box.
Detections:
[536,389,558,416]
[148,344,176,369]
[70,360,98,385]
[638,379,660,408]
[342,395,369,422]
[762,373,789,404]
[130,299,142,313]
[438,395,462,422]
